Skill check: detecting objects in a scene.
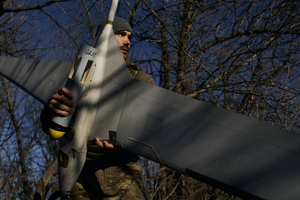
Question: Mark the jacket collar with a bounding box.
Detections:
[125,56,139,70]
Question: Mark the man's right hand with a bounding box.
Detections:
[48,87,76,116]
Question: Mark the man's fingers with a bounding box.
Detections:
[51,95,76,110]
[103,141,114,149]
[48,87,76,116]
[60,87,74,99]
[49,98,75,115]
[49,104,70,116]
[94,137,114,149]
[94,137,104,148]
[53,88,76,107]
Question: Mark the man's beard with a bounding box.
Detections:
[120,45,129,59]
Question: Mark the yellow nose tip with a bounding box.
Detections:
[49,128,65,140]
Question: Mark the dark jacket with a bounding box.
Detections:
[126,56,155,85]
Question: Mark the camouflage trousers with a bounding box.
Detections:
[70,162,144,200]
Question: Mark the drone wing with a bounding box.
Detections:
[0,56,72,104]
[92,78,300,200]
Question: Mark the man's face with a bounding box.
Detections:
[115,30,132,59]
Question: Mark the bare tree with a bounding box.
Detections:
[128,0,299,199]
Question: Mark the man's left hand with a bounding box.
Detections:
[94,137,115,149]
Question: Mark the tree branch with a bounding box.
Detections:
[2,0,70,13]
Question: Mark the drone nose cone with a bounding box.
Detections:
[49,128,65,140]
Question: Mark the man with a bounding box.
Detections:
[41,17,155,199]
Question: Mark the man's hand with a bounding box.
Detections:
[48,87,76,116]
[94,137,115,149]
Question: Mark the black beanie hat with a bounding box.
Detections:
[96,17,132,36]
